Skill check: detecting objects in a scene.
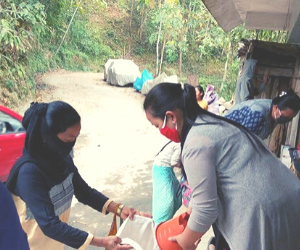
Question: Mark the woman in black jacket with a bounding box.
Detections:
[6,101,144,250]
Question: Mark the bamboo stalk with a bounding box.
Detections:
[159,37,166,75]
[156,19,162,76]
[55,0,82,56]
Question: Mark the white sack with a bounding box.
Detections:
[117,216,160,250]
[107,59,140,86]
[141,73,179,95]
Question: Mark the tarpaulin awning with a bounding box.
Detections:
[202,0,300,43]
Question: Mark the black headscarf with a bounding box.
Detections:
[6,102,75,193]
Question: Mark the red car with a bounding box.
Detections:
[0,105,25,182]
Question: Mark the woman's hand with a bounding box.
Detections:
[169,234,199,250]
[107,202,151,220]
[91,236,133,249]
[104,236,133,250]
[120,206,152,220]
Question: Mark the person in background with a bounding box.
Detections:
[143,82,300,250]
[0,181,30,250]
[203,85,219,115]
[289,145,300,180]
[6,101,149,250]
[234,59,269,104]
[152,140,182,224]
[224,89,300,140]
[195,86,208,110]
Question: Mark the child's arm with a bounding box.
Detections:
[152,166,180,224]
[171,143,181,167]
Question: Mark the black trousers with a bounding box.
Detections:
[212,224,231,250]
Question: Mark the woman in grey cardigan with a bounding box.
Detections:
[143,82,300,250]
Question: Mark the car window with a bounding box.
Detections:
[0,111,25,134]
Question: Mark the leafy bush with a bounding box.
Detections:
[0,0,118,105]
[165,42,178,63]
[0,0,46,105]
[0,0,290,107]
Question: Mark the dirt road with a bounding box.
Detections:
[25,71,213,250]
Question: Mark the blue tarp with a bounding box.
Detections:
[133,69,153,92]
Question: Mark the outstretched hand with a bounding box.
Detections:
[121,206,152,220]
[91,236,133,249]
[102,236,133,250]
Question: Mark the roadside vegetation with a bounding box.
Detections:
[0,0,288,106]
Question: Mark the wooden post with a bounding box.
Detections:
[297,119,300,146]
[285,57,300,147]
[287,78,300,147]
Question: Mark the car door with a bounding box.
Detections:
[0,110,25,182]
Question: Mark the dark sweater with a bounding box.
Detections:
[13,156,109,249]
[0,181,30,250]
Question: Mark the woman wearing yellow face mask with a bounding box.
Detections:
[224,89,300,140]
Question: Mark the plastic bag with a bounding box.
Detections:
[134,69,153,92]
[116,216,159,250]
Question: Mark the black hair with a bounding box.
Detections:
[195,85,205,99]
[144,83,242,128]
[272,89,300,112]
[46,101,81,134]
[143,83,199,123]
[144,83,269,177]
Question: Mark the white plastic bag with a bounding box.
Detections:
[116,216,160,250]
